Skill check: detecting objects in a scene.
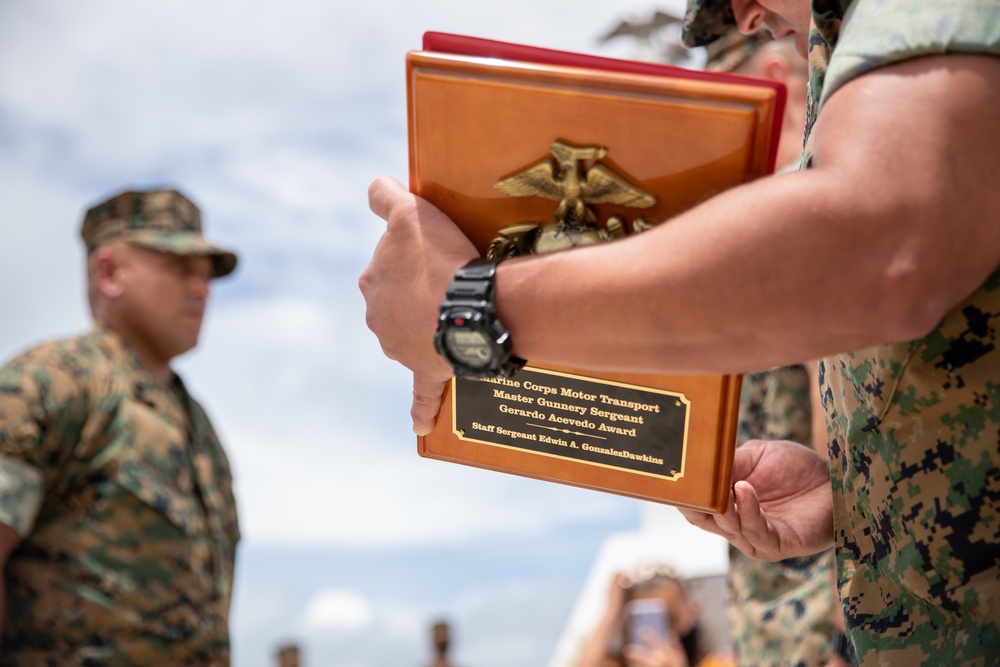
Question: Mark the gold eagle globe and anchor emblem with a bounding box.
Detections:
[487,140,658,258]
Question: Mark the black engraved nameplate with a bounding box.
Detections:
[452,367,690,480]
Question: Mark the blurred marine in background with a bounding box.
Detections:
[0,189,240,665]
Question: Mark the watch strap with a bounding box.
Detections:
[453,258,499,281]
[437,258,525,377]
[446,259,498,307]
[444,277,493,305]
[831,629,852,663]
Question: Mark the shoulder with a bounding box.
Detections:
[3,334,93,385]
[1,332,124,409]
[822,0,1000,104]
[4,331,112,368]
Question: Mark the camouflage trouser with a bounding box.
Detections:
[728,366,836,666]
[727,548,836,667]
[823,270,1000,665]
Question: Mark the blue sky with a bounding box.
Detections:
[0,2,718,666]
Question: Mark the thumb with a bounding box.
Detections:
[368,176,409,222]
[411,373,449,436]
[733,480,779,559]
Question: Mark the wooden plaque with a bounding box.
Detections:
[408,36,783,514]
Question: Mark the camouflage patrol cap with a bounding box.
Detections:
[682,0,736,48]
[704,29,774,72]
[81,188,237,278]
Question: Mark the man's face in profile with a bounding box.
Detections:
[730,0,812,57]
[115,244,214,362]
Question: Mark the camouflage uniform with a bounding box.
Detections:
[729,367,836,667]
[0,327,240,666]
[0,188,240,665]
[684,0,1000,664]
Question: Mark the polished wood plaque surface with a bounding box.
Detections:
[408,44,781,514]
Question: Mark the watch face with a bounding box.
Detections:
[444,328,493,369]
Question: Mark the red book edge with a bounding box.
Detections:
[421,31,786,174]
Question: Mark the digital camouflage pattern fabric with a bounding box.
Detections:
[80,188,238,277]
[682,0,736,48]
[729,366,835,667]
[805,0,1000,664]
[682,0,1000,662]
[0,326,240,666]
[822,268,1000,666]
[803,0,1000,164]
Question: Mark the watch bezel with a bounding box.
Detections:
[434,259,524,378]
[434,304,514,377]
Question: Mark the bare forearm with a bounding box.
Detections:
[0,578,5,654]
[361,55,1000,435]
[499,56,1000,375]
[575,610,619,667]
[500,172,936,372]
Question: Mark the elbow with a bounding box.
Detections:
[885,300,950,343]
[871,258,959,343]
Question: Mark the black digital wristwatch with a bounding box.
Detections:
[433,258,526,378]
[831,629,853,664]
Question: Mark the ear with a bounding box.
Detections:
[761,53,790,82]
[91,245,126,299]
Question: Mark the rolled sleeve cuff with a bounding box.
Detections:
[0,455,44,537]
[821,0,1000,107]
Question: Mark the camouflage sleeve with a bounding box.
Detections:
[0,455,43,536]
[0,356,89,536]
[820,0,1000,107]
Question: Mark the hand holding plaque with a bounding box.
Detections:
[364,176,479,436]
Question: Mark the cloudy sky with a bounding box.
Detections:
[0,2,719,666]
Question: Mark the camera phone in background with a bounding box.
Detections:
[624,598,670,648]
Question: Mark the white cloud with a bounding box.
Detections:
[302,589,376,634]
[238,587,429,667]
[234,578,582,667]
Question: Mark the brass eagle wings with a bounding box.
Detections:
[488,141,657,258]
